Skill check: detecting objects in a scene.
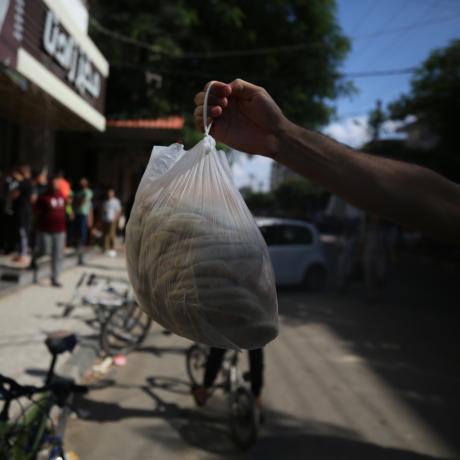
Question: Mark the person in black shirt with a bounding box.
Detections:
[11,165,33,264]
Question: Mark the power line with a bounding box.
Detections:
[352,1,411,63]
[362,0,430,70]
[349,0,380,35]
[345,67,416,77]
[405,0,460,13]
[90,18,325,59]
[111,60,417,79]
[356,2,436,111]
[90,12,460,61]
[353,12,460,39]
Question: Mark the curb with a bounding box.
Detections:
[0,250,97,300]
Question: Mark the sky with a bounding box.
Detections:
[232,0,460,191]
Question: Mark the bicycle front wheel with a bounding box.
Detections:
[228,386,258,450]
[100,302,152,356]
[185,344,208,386]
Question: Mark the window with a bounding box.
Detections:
[259,225,278,246]
[277,225,312,245]
[259,224,313,246]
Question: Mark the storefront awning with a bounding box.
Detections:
[0,0,108,131]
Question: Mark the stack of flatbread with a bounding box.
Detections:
[126,204,278,349]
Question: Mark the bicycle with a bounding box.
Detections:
[186,344,259,450]
[59,272,152,356]
[0,332,88,459]
[59,272,130,324]
[99,299,152,356]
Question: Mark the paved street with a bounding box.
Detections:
[63,255,459,459]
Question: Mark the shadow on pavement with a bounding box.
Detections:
[277,254,460,455]
[24,368,47,378]
[146,376,191,395]
[135,344,188,357]
[74,374,448,459]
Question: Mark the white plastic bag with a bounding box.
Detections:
[125,85,278,350]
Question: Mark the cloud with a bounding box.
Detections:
[230,152,273,191]
[323,116,371,148]
[323,115,409,147]
[231,161,247,185]
[381,119,407,139]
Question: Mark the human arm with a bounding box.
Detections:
[273,121,460,242]
[194,79,460,242]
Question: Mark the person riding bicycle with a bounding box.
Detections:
[192,347,264,411]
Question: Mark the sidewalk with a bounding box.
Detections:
[0,247,93,297]
[0,252,127,386]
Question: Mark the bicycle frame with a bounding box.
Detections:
[0,332,85,460]
[0,393,54,460]
[63,273,132,314]
[216,350,247,395]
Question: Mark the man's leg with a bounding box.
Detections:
[102,222,111,251]
[109,220,117,250]
[193,347,226,407]
[41,232,51,261]
[51,232,65,285]
[248,348,264,398]
[203,348,226,388]
[18,226,28,257]
[75,214,87,248]
[31,231,45,269]
[80,215,88,247]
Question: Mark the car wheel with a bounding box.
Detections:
[303,265,327,292]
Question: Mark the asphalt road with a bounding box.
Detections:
[66,257,460,459]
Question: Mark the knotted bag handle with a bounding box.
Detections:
[203,81,216,136]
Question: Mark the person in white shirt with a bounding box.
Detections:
[101,187,122,257]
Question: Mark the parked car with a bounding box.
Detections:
[256,218,328,290]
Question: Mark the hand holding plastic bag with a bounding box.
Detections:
[125,83,278,349]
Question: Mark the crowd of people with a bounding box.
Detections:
[0,165,124,287]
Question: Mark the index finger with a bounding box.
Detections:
[203,81,232,99]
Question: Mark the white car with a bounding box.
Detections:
[256,218,328,290]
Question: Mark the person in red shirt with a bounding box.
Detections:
[33,176,66,287]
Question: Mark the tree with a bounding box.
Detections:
[273,177,319,218]
[368,99,385,141]
[389,39,460,181]
[90,0,351,130]
[243,190,276,215]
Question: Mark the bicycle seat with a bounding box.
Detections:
[45,331,78,355]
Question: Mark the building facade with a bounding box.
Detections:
[0,0,108,173]
[54,117,185,204]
